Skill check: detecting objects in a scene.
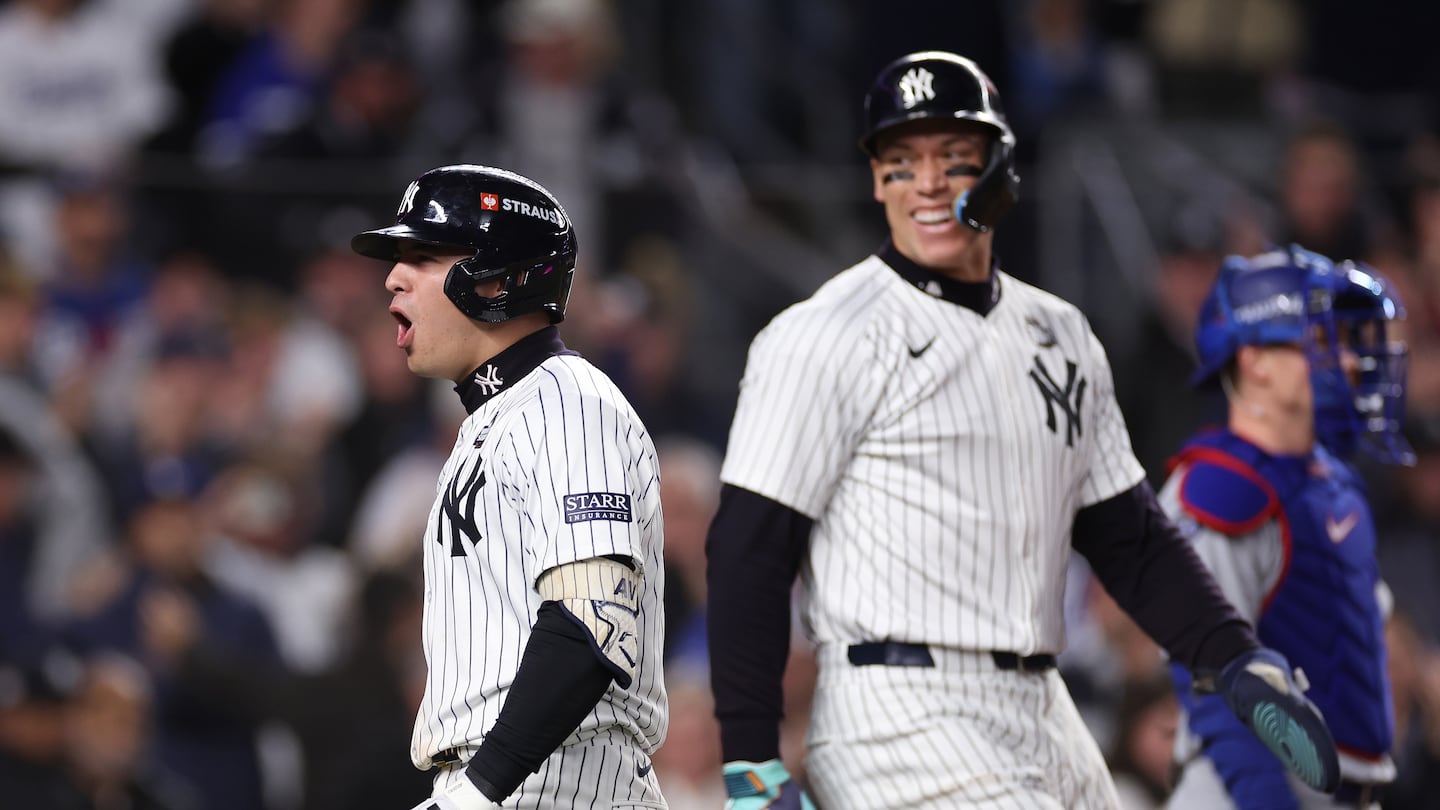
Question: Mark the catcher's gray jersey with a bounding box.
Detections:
[721,253,1145,655]
[412,352,667,770]
[1158,466,1394,810]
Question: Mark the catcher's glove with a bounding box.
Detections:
[1201,648,1341,794]
[723,759,815,809]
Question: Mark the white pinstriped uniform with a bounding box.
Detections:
[720,254,1145,808]
[414,353,668,808]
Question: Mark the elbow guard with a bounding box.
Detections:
[537,557,640,687]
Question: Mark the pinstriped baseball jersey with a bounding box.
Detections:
[720,252,1145,655]
[412,349,668,769]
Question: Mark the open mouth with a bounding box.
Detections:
[390,307,414,349]
[913,207,954,226]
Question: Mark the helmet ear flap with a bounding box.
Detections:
[954,139,1020,232]
[444,256,503,323]
[443,255,575,324]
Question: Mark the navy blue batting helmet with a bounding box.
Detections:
[860,51,1020,232]
[352,165,577,324]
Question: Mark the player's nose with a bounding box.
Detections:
[914,158,950,193]
[385,262,411,293]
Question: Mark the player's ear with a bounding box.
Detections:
[1235,345,1268,384]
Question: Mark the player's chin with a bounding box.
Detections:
[403,351,441,379]
[913,230,975,267]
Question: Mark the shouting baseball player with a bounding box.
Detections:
[705,51,1340,809]
[351,165,668,809]
[1163,248,1410,810]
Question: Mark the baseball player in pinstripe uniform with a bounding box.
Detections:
[1162,249,1412,810]
[351,165,668,810]
[705,51,1340,809]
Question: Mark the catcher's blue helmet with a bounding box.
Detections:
[1191,245,1366,450]
[1186,242,1411,464]
[1325,260,1414,464]
[1191,244,1338,387]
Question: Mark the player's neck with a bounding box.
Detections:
[949,248,992,283]
[939,236,993,283]
[461,315,553,381]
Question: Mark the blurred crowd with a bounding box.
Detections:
[1,0,1440,808]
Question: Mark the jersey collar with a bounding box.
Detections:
[879,240,1001,316]
[454,325,577,413]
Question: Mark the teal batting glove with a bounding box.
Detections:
[723,759,816,810]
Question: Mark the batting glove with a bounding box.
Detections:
[723,759,816,810]
[405,773,504,810]
[1206,648,1341,794]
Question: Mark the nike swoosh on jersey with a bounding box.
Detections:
[637,761,653,777]
[1326,512,1359,543]
[908,338,935,358]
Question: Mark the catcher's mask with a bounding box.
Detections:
[1191,244,1367,456]
[1323,260,1413,464]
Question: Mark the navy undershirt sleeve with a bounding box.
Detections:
[465,602,615,802]
[705,484,813,762]
[1071,481,1259,672]
[704,480,1253,764]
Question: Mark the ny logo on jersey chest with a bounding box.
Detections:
[1028,355,1086,447]
[440,460,487,557]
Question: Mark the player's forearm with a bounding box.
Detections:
[705,485,812,762]
[1071,482,1259,670]
[464,602,616,803]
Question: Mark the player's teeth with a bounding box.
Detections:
[914,210,951,224]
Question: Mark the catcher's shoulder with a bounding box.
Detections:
[1172,453,1278,537]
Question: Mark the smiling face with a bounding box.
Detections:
[871,119,994,279]
[384,241,494,382]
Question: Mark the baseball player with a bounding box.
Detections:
[350,165,668,810]
[1162,248,1411,810]
[705,51,1339,809]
